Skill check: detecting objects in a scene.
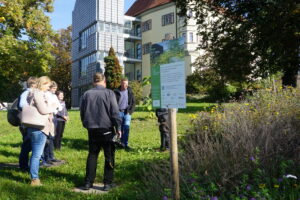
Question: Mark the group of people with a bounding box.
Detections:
[18,76,68,186]
[15,73,170,192]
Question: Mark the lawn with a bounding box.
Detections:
[0,102,215,200]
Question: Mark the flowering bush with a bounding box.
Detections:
[180,88,300,199]
[136,88,300,200]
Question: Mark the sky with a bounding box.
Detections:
[48,0,136,30]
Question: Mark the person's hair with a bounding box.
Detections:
[56,90,64,96]
[36,76,51,90]
[50,81,57,88]
[121,77,128,82]
[93,73,105,83]
[26,77,38,88]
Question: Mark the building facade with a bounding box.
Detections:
[72,0,201,107]
[72,0,124,106]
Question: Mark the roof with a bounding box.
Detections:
[125,0,173,17]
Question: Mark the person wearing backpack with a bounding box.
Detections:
[18,77,38,171]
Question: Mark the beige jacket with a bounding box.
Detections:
[33,89,58,136]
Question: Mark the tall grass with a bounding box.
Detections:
[137,88,300,200]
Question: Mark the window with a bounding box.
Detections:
[141,20,152,32]
[162,13,174,26]
[187,9,193,17]
[124,20,132,29]
[136,43,142,59]
[79,24,96,50]
[111,24,117,33]
[79,53,97,77]
[105,23,110,32]
[165,33,174,40]
[189,32,194,43]
[142,43,151,55]
[136,25,141,37]
[97,22,104,32]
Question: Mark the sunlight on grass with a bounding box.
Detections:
[0,103,209,199]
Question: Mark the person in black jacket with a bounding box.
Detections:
[80,73,122,191]
[155,108,170,151]
[114,78,135,150]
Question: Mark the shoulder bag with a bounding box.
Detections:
[21,93,48,129]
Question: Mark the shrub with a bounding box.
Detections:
[137,88,300,199]
[181,88,300,199]
[129,80,143,104]
[186,68,220,95]
[206,82,238,101]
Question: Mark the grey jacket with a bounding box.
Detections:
[80,85,121,131]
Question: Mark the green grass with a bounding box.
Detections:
[0,102,214,200]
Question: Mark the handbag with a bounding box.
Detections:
[21,93,48,129]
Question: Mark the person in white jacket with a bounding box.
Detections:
[41,81,62,166]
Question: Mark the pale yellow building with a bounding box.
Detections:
[124,0,201,82]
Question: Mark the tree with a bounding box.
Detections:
[174,0,300,86]
[49,26,72,108]
[104,47,123,90]
[0,0,54,101]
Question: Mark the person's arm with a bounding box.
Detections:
[109,91,122,133]
[128,88,136,114]
[19,90,29,109]
[79,94,86,124]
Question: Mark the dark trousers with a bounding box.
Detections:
[85,128,115,185]
[159,122,170,149]
[54,120,65,150]
[42,135,55,162]
[19,127,31,170]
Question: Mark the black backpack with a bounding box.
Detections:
[7,97,21,127]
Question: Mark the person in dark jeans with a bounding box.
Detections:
[80,73,121,191]
[155,108,170,151]
[41,81,61,166]
[54,90,69,150]
[114,78,135,150]
[18,77,37,171]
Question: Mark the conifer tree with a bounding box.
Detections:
[104,47,123,90]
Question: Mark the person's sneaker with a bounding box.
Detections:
[83,182,93,190]
[102,183,116,191]
[40,162,52,167]
[50,158,61,163]
[31,179,42,186]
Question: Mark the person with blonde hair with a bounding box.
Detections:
[41,81,61,166]
[26,76,57,186]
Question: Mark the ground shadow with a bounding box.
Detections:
[0,149,20,158]
[62,138,88,151]
[0,141,22,148]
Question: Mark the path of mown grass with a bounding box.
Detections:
[0,102,215,200]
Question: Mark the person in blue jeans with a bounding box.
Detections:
[18,77,37,171]
[26,76,57,186]
[114,78,135,150]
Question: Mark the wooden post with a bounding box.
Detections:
[168,108,180,200]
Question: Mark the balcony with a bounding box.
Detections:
[123,29,141,40]
[124,16,141,41]
[123,50,142,63]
